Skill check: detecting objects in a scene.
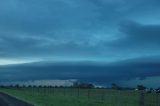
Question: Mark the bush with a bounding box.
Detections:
[73,82,94,89]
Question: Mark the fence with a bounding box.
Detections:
[1,87,160,106]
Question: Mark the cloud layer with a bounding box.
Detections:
[1,57,160,88]
[0,0,160,62]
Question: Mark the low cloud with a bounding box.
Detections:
[0,57,160,87]
[0,79,77,87]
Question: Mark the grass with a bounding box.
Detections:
[0,88,159,106]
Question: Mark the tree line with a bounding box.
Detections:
[0,82,159,92]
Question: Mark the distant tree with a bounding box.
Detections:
[73,81,94,89]
[0,85,5,88]
[43,85,48,88]
[38,85,42,88]
[137,85,146,90]
[28,85,32,88]
[73,81,81,88]
[111,83,121,90]
[155,88,160,93]
[22,85,26,88]
[9,85,14,88]
[82,83,94,89]
[59,85,64,88]
[147,88,154,93]
[33,85,37,88]
[15,84,20,88]
[48,85,52,88]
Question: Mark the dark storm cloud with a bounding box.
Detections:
[119,21,160,46]
[0,57,160,87]
[108,22,160,51]
[0,0,160,64]
[0,0,100,34]
[0,0,108,59]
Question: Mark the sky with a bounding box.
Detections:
[0,0,160,88]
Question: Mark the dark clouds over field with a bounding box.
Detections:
[0,0,160,87]
[0,57,160,88]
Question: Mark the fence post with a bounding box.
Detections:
[70,88,72,96]
[77,88,80,97]
[52,87,54,96]
[139,91,145,106]
[88,89,91,100]
[63,87,66,96]
[101,89,105,101]
[156,93,159,106]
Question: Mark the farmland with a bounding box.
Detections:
[0,87,159,106]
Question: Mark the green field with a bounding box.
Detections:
[0,88,159,106]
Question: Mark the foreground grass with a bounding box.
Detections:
[0,88,158,106]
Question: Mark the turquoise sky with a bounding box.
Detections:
[0,0,160,64]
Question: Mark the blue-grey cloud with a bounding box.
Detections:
[0,57,160,87]
[119,21,160,46]
[104,21,160,60]
[0,0,160,61]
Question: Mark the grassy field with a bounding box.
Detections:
[0,87,159,106]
